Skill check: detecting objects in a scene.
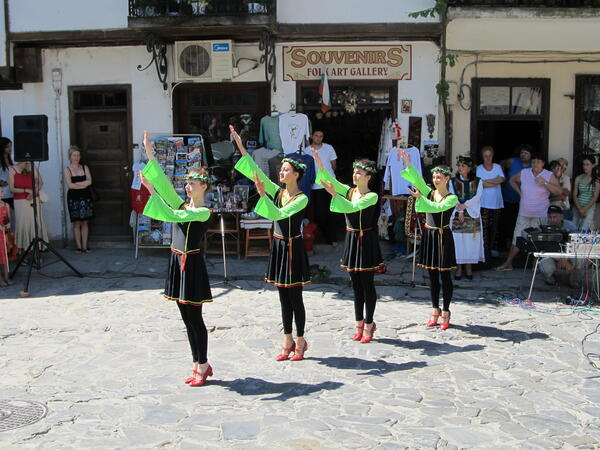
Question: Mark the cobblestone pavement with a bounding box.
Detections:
[1,247,600,449]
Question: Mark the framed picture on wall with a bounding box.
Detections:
[401,99,413,114]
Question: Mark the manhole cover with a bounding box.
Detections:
[0,400,47,432]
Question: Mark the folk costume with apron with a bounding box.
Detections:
[449,176,485,265]
[401,166,458,271]
[235,154,311,288]
[142,160,213,305]
[315,168,383,272]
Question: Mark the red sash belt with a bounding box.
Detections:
[171,248,202,272]
[345,227,373,245]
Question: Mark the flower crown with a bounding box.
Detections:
[456,155,474,167]
[431,167,452,176]
[187,173,211,184]
[353,161,377,174]
[281,158,306,172]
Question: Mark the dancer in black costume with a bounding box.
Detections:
[231,126,311,361]
[313,149,383,343]
[140,131,214,386]
[399,149,458,330]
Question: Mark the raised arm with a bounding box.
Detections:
[397,149,431,197]
[229,125,247,157]
[143,130,155,161]
[255,193,308,221]
[141,161,184,210]
[330,191,378,214]
[234,154,280,198]
[415,193,458,213]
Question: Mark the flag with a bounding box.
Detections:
[319,71,331,113]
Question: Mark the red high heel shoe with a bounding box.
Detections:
[439,311,451,330]
[360,323,376,343]
[185,370,199,384]
[189,365,213,387]
[352,322,365,341]
[275,342,296,361]
[426,308,441,327]
[290,341,308,361]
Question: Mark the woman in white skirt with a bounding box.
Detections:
[9,161,49,253]
[449,155,485,280]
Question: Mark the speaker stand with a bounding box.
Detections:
[9,164,82,296]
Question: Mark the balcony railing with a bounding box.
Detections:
[448,0,600,6]
[128,0,274,17]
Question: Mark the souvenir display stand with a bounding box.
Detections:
[134,134,207,259]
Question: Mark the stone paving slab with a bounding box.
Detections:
[1,272,599,448]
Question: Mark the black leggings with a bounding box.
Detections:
[177,302,208,364]
[277,286,305,336]
[428,269,453,312]
[349,271,377,324]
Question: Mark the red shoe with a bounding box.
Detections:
[426,308,441,327]
[290,341,308,361]
[190,365,213,387]
[275,342,296,361]
[439,311,451,330]
[184,370,199,384]
[352,322,365,341]
[360,323,377,343]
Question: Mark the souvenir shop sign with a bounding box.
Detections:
[282,45,412,81]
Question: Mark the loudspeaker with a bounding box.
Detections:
[13,115,48,162]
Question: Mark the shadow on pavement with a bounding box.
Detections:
[451,324,550,343]
[312,356,427,376]
[210,377,343,401]
[377,338,486,356]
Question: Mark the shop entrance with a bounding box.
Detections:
[471,78,550,163]
[297,81,396,185]
[69,86,132,238]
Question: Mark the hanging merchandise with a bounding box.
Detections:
[278,111,310,154]
[259,113,283,151]
[377,118,394,169]
[339,87,358,114]
[383,146,422,195]
[283,148,316,198]
[134,134,207,258]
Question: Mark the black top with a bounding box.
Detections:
[425,191,453,229]
[68,166,86,184]
[343,188,379,231]
[272,189,306,239]
[172,218,209,253]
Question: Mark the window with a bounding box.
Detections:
[479,85,542,116]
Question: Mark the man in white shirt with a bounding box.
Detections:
[308,130,338,246]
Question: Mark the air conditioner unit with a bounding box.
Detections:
[174,40,233,82]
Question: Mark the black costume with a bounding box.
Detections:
[66,166,94,222]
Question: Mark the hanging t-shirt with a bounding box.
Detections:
[383,146,422,195]
[476,163,505,210]
[284,151,315,198]
[306,143,337,190]
[259,114,283,151]
[279,112,310,154]
[252,147,281,175]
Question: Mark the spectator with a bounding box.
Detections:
[476,145,505,262]
[499,144,532,250]
[539,205,578,287]
[63,146,94,254]
[557,158,572,219]
[0,137,14,210]
[307,130,338,246]
[496,153,562,271]
[573,155,600,231]
[450,155,484,280]
[8,161,49,254]
[549,160,571,220]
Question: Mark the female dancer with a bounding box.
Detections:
[231,125,311,361]
[140,130,214,387]
[449,155,484,280]
[399,149,457,330]
[313,150,382,343]
[63,146,94,254]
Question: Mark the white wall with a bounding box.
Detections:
[272,40,441,146]
[0,0,6,66]
[0,46,173,238]
[447,17,600,52]
[277,0,438,23]
[9,0,127,32]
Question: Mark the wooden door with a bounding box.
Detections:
[573,75,600,178]
[75,112,131,236]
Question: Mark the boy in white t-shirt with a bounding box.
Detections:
[307,130,338,246]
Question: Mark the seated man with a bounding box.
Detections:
[539,205,579,287]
